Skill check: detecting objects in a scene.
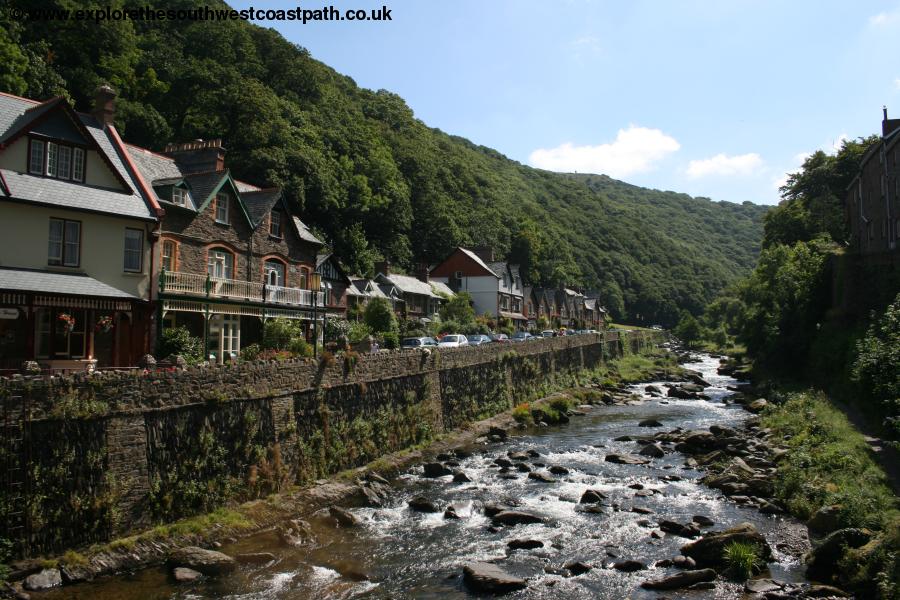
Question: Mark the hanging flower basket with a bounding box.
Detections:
[58,313,76,334]
[95,315,114,333]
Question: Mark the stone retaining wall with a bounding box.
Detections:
[0,330,660,556]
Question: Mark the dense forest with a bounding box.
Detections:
[0,0,768,325]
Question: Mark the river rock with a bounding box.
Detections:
[329,506,359,528]
[668,387,699,399]
[645,385,663,394]
[613,560,646,572]
[488,426,508,441]
[409,496,441,513]
[639,443,665,458]
[658,520,699,538]
[806,505,843,536]
[747,399,768,413]
[462,562,527,594]
[167,547,237,576]
[173,567,203,583]
[692,515,715,527]
[235,552,276,565]
[508,539,544,550]
[507,451,529,461]
[494,457,514,468]
[491,510,544,526]
[548,465,570,475]
[744,578,783,594]
[452,470,472,483]
[806,528,872,582]
[23,569,62,591]
[672,555,697,569]
[516,463,532,473]
[444,506,461,519]
[580,489,606,504]
[680,523,773,568]
[640,568,717,590]
[605,453,650,465]
[639,418,663,427]
[613,435,633,441]
[565,561,592,576]
[527,471,555,483]
[423,462,452,478]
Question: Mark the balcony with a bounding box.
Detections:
[159,271,323,308]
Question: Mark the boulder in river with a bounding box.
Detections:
[605,453,650,465]
[638,418,663,427]
[167,547,237,576]
[747,399,768,413]
[640,568,717,590]
[452,470,472,483]
[613,560,646,572]
[462,562,527,594]
[565,561,592,576]
[548,465,570,475]
[508,539,544,550]
[806,504,843,536]
[639,443,665,458]
[23,569,62,591]
[329,506,360,528]
[172,567,203,583]
[409,496,441,513]
[580,489,606,504]
[422,462,452,478]
[235,553,277,565]
[527,471,556,483]
[679,523,773,568]
[491,510,544,526]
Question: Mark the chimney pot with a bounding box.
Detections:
[92,84,117,127]
[164,139,227,173]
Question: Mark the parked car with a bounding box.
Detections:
[510,331,534,342]
[541,330,555,338]
[437,334,469,348]
[466,334,492,346]
[401,337,438,349]
[490,333,509,343]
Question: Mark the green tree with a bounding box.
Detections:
[674,311,702,348]
[155,326,203,364]
[363,297,398,334]
[853,294,900,436]
[439,291,475,325]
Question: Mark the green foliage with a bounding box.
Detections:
[760,392,899,530]
[0,7,768,326]
[511,402,531,424]
[853,294,900,436]
[240,343,261,362]
[347,320,373,344]
[156,325,204,363]
[364,297,398,334]
[723,541,764,580]
[0,537,11,583]
[262,318,297,351]
[380,330,399,349]
[673,310,702,348]
[439,291,476,325]
[324,317,351,343]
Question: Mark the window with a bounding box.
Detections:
[324,282,333,305]
[269,211,282,237]
[299,269,308,289]
[161,240,176,271]
[35,308,86,359]
[48,218,80,267]
[264,259,285,286]
[72,148,84,182]
[124,228,143,272]
[172,187,188,207]
[29,140,45,174]
[207,248,234,279]
[28,138,85,181]
[215,193,229,223]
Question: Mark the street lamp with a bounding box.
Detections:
[309,272,321,358]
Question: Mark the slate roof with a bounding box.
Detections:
[0,93,155,220]
[125,144,182,182]
[379,273,437,297]
[242,188,281,226]
[183,170,228,206]
[350,278,388,299]
[486,261,508,279]
[292,216,323,245]
[430,281,455,298]
[456,247,500,277]
[0,267,138,299]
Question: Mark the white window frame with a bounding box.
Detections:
[208,249,234,279]
[215,193,229,224]
[172,187,188,207]
[48,218,80,267]
[29,139,45,174]
[46,142,58,177]
[265,260,285,286]
[161,240,176,271]
[124,228,143,273]
[57,145,72,180]
[72,147,85,182]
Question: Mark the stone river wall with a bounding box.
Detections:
[0,330,660,557]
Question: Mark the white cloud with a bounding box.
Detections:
[895,78,900,90]
[870,9,900,26]
[685,153,764,179]
[831,133,849,152]
[528,126,680,178]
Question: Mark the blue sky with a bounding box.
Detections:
[233,0,900,205]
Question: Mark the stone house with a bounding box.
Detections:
[846,108,900,255]
[127,139,324,363]
[0,87,161,372]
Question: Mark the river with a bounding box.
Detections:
[39,352,809,599]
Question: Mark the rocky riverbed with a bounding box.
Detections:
[18,352,851,599]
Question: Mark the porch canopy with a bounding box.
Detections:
[0,267,137,309]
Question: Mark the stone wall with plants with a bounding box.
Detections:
[0,331,660,557]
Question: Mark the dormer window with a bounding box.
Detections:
[269,210,282,237]
[28,138,86,181]
[214,193,229,224]
[172,187,188,207]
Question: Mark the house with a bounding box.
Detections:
[375,263,445,321]
[845,108,900,255]
[583,297,608,329]
[0,87,161,372]
[429,247,527,329]
[127,139,324,363]
[316,253,353,319]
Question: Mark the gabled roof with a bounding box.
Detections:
[377,272,438,297]
[242,188,282,226]
[292,216,323,245]
[486,261,508,279]
[458,247,501,278]
[351,278,388,299]
[126,144,183,182]
[0,93,157,221]
[316,253,352,283]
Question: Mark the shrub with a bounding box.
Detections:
[853,293,900,437]
[723,541,764,580]
[325,317,351,345]
[549,394,573,414]
[381,331,399,349]
[363,297,398,334]
[262,318,298,350]
[348,320,373,344]
[512,403,532,424]
[240,343,261,362]
[155,325,204,364]
[288,337,312,357]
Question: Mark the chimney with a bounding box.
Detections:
[472,246,494,262]
[414,263,429,283]
[92,85,117,127]
[164,139,226,174]
[375,260,390,276]
[882,106,900,137]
